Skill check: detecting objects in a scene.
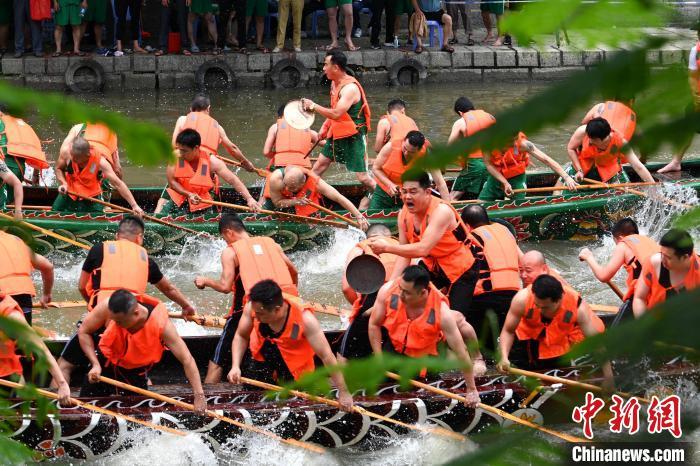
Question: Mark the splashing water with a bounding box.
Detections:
[93,431,217,466]
[632,183,699,241]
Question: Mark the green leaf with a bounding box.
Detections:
[673,206,700,230]
[0,434,34,463]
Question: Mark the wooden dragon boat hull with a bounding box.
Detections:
[7,160,700,255]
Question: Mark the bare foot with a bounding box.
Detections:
[482,33,495,44]
[134,47,148,54]
[657,159,682,173]
[493,37,504,46]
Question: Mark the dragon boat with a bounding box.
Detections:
[6,160,699,256]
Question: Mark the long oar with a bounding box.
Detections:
[582,178,693,210]
[97,376,325,454]
[512,180,660,195]
[590,303,619,314]
[306,201,361,229]
[240,376,466,442]
[200,199,349,229]
[0,378,186,437]
[385,372,589,443]
[216,155,269,178]
[507,367,650,404]
[66,191,205,237]
[0,211,90,250]
[606,281,625,301]
[168,312,226,328]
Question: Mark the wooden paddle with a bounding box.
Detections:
[66,191,206,237]
[200,199,349,229]
[306,201,361,229]
[0,211,90,250]
[240,376,466,442]
[0,378,187,437]
[216,155,270,178]
[606,281,625,301]
[512,180,660,195]
[168,312,226,328]
[590,304,620,314]
[582,178,693,210]
[97,376,325,454]
[385,372,589,443]
[507,367,650,404]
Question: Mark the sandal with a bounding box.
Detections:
[52,51,61,57]
[415,45,423,54]
[467,36,475,46]
[256,46,270,53]
[441,44,454,53]
[345,44,361,51]
[154,49,166,56]
[317,44,339,51]
[76,51,87,57]
[182,49,192,56]
[212,47,222,55]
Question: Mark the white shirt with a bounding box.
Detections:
[689,45,698,71]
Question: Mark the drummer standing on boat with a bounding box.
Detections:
[301,50,376,208]
[194,214,299,384]
[78,289,207,413]
[262,104,319,170]
[228,279,354,411]
[52,137,145,215]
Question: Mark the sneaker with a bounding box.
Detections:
[294,47,302,52]
[95,47,108,55]
[353,28,362,38]
[272,47,281,52]
[191,45,200,53]
[13,50,22,58]
[504,35,512,46]
[383,42,393,47]
[145,45,156,53]
[300,31,308,39]
[370,43,381,50]
[114,50,124,56]
[223,45,232,52]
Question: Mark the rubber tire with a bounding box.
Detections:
[195,60,236,89]
[388,58,427,86]
[65,59,105,93]
[270,58,310,89]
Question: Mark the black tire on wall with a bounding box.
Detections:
[388,58,427,86]
[195,60,236,89]
[65,59,105,93]
[270,58,310,89]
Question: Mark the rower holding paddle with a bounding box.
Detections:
[52,137,144,215]
[228,280,354,411]
[195,214,299,384]
[0,108,49,198]
[78,290,207,413]
[60,122,121,179]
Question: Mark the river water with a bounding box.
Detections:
[20,83,700,465]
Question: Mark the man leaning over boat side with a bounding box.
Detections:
[262,104,319,170]
[156,129,260,216]
[579,218,659,325]
[194,214,299,384]
[228,279,354,411]
[367,171,481,317]
[262,164,369,231]
[367,265,482,407]
[0,157,24,218]
[633,229,700,317]
[78,289,207,413]
[373,99,420,154]
[52,137,145,216]
[56,215,196,385]
[60,122,122,179]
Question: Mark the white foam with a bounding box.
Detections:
[94,431,216,466]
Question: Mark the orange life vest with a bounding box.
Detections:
[381,280,446,357]
[264,167,322,217]
[0,294,24,378]
[81,123,118,168]
[643,254,700,310]
[165,150,217,212]
[399,196,475,283]
[578,130,626,182]
[249,295,315,381]
[387,113,419,142]
[66,150,103,200]
[90,240,149,307]
[182,111,220,155]
[619,234,660,300]
[516,285,585,360]
[0,114,49,170]
[328,76,372,140]
[99,294,169,370]
[375,139,428,195]
[490,132,530,179]
[0,231,35,297]
[583,102,636,142]
[460,109,496,163]
[273,119,312,168]
[470,223,521,296]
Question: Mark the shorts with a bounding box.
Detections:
[51,193,105,213]
[210,311,244,370]
[60,328,104,367]
[320,131,369,173]
[11,294,33,326]
[157,188,213,217]
[368,184,402,210]
[79,359,149,397]
[478,173,527,201]
[338,292,379,359]
[394,0,413,16]
[84,0,108,23]
[452,158,487,197]
[0,156,26,206]
[246,0,269,17]
[422,9,445,23]
[54,3,82,26]
[190,0,215,14]
[480,0,505,15]
[324,0,352,8]
[563,163,629,185]
[467,290,518,351]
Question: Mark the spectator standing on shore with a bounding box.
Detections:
[13,0,44,57]
[323,0,358,51]
[246,0,268,52]
[215,0,234,50]
[447,0,471,45]
[53,0,86,56]
[274,0,303,51]
[480,0,506,46]
[114,0,147,55]
[411,0,454,53]
[187,0,219,53]
[156,0,190,55]
[83,0,108,54]
[0,2,11,54]
[368,0,395,49]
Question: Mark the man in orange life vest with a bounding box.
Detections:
[0,293,71,405]
[60,122,122,178]
[581,100,636,143]
[301,51,376,205]
[0,230,54,325]
[498,275,613,389]
[579,218,659,324]
[480,132,578,201]
[172,95,256,173]
[373,99,419,154]
[78,289,207,413]
[0,158,24,218]
[58,216,196,384]
[519,250,566,287]
[262,104,320,170]
[157,129,260,216]
[194,214,299,383]
[228,280,354,411]
[447,97,496,201]
[368,172,480,317]
[368,265,482,407]
[52,137,144,215]
[634,229,700,317]
[371,130,450,210]
[565,117,654,185]
[263,164,369,231]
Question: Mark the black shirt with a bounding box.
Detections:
[82,243,164,291]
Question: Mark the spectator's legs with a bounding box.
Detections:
[459,3,469,36]
[28,13,42,54]
[217,0,233,47]
[291,0,303,49]
[234,0,246,49]
[352,2,360,36]
[0,23,8,51]
[384,0,395,43]
[441,12,453,44]
[72,22,83,54]
[176,0,190,48]
[54,25,64,54]
[369,0,385,46]
[492,13,504,45]
[204,12,218,49]
[341,3,355,48]
[94,22,105,49]
[130,0,146,52]
[326,6,339,48]
[187,12,198,50]
[481,10,493,42]
[254,15,263,48]
[275,0,289,49]
[13,0,26,55]
[115,0,128,51]
[158,0,171,51]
